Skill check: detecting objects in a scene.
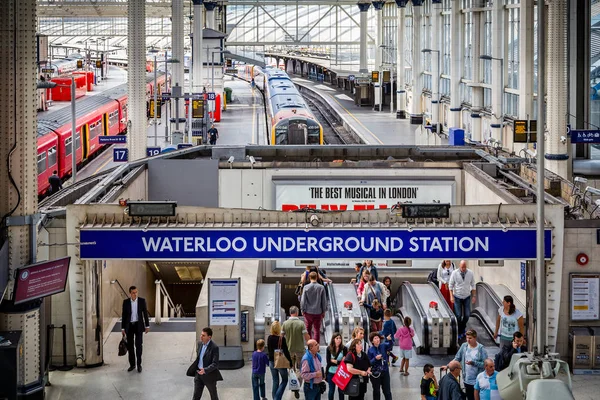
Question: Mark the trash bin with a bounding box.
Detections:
[224,87,232,103]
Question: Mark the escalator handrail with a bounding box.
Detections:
[400,281,429,350]
[427,282,458,347]
[328,283,340,334]
[476,281,502,305]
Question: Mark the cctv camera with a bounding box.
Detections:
[309,214,320,227]
[575,177,588,184]
[560,136,567,144]
[248,156,256,165]
[585,186,600,196]
[227,156,235,164]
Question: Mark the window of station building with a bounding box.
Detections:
[48,146,57,168]
[37,152,47,175]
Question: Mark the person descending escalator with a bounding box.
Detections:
[360,275,389,310]
[361,299,384,333]
[382,277,393,310]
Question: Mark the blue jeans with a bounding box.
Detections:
[454,296,471,334]
[326,372,344,400]
[252,373,266,400]
[269,361,288,400]
[304,382,322,400]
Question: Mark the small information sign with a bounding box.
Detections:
[208,278,240,326]
[146,147,161,157]
[177,143,193,149]
[571,130,600,144]
[207,92,216,101]
[113,148,128,162]
[99,136,127,144]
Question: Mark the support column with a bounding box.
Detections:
[127,0,146,161]
[373,1,384,111]
[395,1,408,119]
[192,0,204,93]
[471,9,483,142]
[546,0,569,178]
[172,0,185,127]
[449,0,462,130]
[516,0,534,152]
[431,0,442,132]
[204,1,217,31]
[0,0,43,393]
[358,1,371,74]
[411,1,424,124]
[490,0,504,143]
[569,0,590,165]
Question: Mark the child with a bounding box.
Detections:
[361,299,384,332]
[380,309,399,364]
[394,316,415,376]
[420,363,438,400]
[251,339,269,400]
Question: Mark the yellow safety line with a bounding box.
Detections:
[93,153,112,175]
[326,94,384,145]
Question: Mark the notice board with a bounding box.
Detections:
[208,278,240,326]
[570,273,600,321]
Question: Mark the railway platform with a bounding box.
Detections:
[292,76,431,146]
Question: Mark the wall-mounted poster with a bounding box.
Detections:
[571,274,600,321]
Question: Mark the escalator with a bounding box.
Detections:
[395,281,458,355]
[472,282,526,341]
[324,284,370,346]
[254,281,286,341]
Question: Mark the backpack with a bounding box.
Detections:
[427,268,439,286]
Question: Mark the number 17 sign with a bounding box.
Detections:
[113,148,128,162]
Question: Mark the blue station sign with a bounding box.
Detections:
[570,129,600,143]
[99,136,127,144]
[79,228,552,261]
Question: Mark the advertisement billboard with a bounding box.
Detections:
[274,179,455,268]
[13,257,70,305]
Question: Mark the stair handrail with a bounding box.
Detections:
[110,279,129,299]
[154,279,185,324]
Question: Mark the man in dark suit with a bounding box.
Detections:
[191,327,223,400]
[121,286,150,372]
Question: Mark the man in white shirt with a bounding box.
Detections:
[121,286,150,372]
[449,260,476,339]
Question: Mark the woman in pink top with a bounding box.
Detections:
[394,316,415,376]
[356,269,371,298]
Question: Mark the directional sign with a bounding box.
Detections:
[177,143,193,149]
[146,147,161,157]
[207,92,216,101]
[571,129,600,143]
[41,68,54,74]
[161,92,171,101]
[348,74,355,82]
[113,148,128,162]
[192,99,205,118]
[99,136,127,144]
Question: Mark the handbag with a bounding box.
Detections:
[294,283,303,297]
[343,376,360,397]
[118,337,127,357]
[273,336,291,369]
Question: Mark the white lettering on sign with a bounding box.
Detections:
[141,235,489,255]
[275,181,454,212]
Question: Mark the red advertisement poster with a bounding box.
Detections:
[13,257,70,305]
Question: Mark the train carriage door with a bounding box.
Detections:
[288,119,308,144]
[102,113,109,136]
[82,124,89,159]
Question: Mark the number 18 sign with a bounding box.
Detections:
[113,148,128,162]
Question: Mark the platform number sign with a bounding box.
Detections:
[207,92,216,101]
[146,147,161,157]
[113,148,128,163]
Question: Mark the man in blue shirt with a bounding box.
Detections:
[474,359,501,400]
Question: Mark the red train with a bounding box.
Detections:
[37,73,167,195]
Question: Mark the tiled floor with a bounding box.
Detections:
[45,322,590,400]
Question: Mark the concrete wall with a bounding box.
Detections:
[117,169,148,203]
[101,261,157,342]
[557,223,600,356]
[148,159,218,206]
[219,168,464,209]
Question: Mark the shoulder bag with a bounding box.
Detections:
[274,336,291,369]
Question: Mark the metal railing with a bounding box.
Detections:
[154,279,185,324]
[110,279,129,300]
